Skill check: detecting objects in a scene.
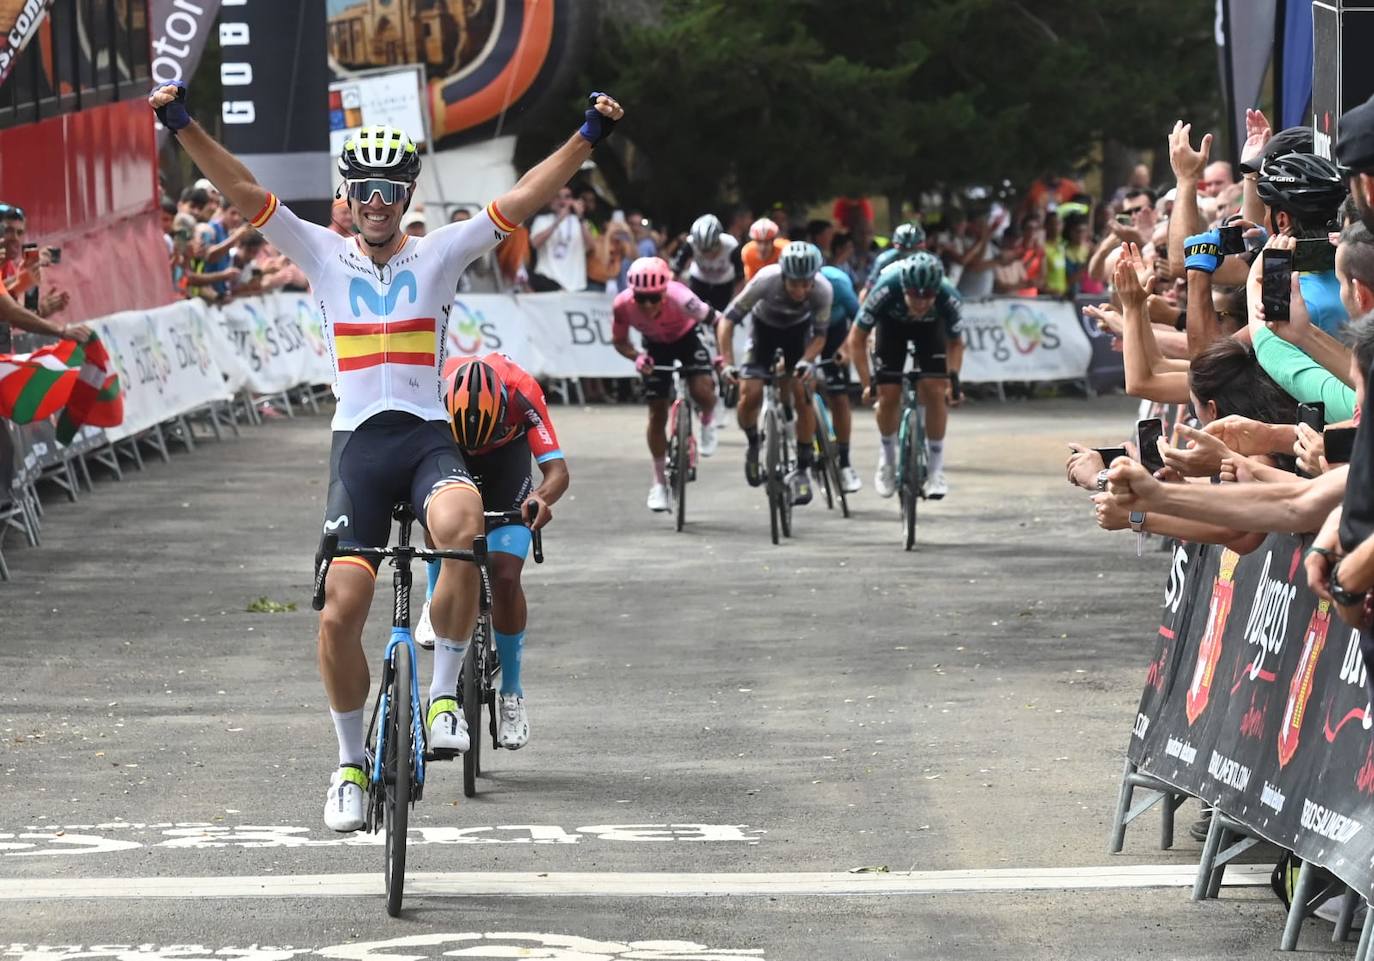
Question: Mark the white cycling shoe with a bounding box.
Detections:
[498,693,530,750]
[427,697,470,753]
[699,420,719,457]
[840,465,862,493]
[324,764,367,833]
[414,600,436,650]
[875,459,897,498]
[923,471,949,500]
[647,483,672,512]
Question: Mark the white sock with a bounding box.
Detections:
[652,456,667,485]
[701,403,715,427]
[879,433,897,464]
[330,707,365,767]
[429,635,466,705]
[928,439,945,477]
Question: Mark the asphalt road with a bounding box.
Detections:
[0,395,1358,958]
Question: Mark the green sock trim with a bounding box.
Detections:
[338,764,368,790]
[427,697,458,728]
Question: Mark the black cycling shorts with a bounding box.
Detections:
[872,317,949,385]
[816,322,852,394]
[644,324,714,401]
[742,323,811,380]
[689,275,736,313]
[466,433,533,529]
[324,411,476,570]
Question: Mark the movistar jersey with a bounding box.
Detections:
[856,272,963,338]
[251,193,514,431]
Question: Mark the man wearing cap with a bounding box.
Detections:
[1338,94,1374,233]
[401,210,428,238]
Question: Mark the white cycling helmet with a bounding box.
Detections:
[749,217,779,243]
[338,125,421,182]
[779,241,822,280]
[690,213,724,251]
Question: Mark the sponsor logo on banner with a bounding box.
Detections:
[0,0,55,88]
[1208,749,1251,791]
[1279,600,1333,767]
[1300,798,1363,844]
[958,297,1092,384]
[1188,549,1240,724]
[448,299,502,354]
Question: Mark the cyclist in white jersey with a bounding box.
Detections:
[672,214,741,311]
[150,80,624,833]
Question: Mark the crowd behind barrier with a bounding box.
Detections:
[1040,83,1374,953]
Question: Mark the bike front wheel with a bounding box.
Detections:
[901,407,921,551]
[674,400,690,532]
[764,408,782,544]
[384,643,413,917]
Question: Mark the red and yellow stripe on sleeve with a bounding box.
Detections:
[486,201,516,235]
[249,193,280,228]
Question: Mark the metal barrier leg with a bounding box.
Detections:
[1193,813,1226,901]
[1358,903,1373,960]
[1336,888,1359,943]
[1108,759,1185,853]
[75,451,93,491]
[1281,861,1318,951]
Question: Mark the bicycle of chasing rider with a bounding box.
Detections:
[458,507,544,798]
[759,348,797,545]
[810,370,850,518]
[895,345,929,551]
[312,502,495,917]
[662,360,699,532]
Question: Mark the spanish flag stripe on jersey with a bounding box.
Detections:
[249,194,279,228]
[486,201,516,234]
[337,351,435,372]
[335,330,434,360]
[333,318,434,336]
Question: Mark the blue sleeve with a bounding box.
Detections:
[830,273,860,324]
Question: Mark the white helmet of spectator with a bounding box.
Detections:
[690,214,724,251]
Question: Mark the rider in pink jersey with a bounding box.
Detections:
[612,257,721,512]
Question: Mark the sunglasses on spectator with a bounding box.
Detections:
[0,203,25,220]
[633,292,663,304]
[344,179,411,205]
[1123,204,1150,216]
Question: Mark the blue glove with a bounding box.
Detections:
[152,80,193,133]
[1184,230,1222,274]
[578,92,619,146]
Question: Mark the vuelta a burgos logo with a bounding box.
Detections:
[139,315,172,393]
[100,327,133,396]
[1003,302,1061,355]
[242,302,271,355]
[449,299,488,354]
[297,298,327,357]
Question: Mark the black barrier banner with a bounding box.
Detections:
[1128,532,1374,898]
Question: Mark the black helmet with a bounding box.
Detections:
[1256,152,1348,221]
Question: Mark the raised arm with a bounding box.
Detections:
[493,94,624,227]
[1167,122,1211,277]
[149,84,270,222]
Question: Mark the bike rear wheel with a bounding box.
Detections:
[764,408,782,545]
[461,640,482,798]
[384,644,413,917]
[812,393,846,515]
[674,401,690,532]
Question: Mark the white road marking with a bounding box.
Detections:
[0,863,1271,901]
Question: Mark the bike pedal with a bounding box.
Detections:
[688,468,697,482]
[425,748,461,762]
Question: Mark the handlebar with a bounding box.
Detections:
[484,506,545,565]
[311,534,490,612]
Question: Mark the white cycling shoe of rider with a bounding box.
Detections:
[498,693,530,749]
[427,697,470,752]
[415,599,436,649]
[324,764,367,833]
[840,465,862,493]
[699,420,719,457]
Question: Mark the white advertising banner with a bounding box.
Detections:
[329,66,429,156]
[958,297,1093,385]
[214,292,336,394]
[443,292,631,378]
[94,300,234,441]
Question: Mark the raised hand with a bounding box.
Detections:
[1169,120,1213,183]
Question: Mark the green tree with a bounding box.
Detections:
[598,0,1218,226]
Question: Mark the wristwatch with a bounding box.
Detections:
[1095,469,1111,492]
[1329,559,1369,607]
[1129,511,1147,533]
